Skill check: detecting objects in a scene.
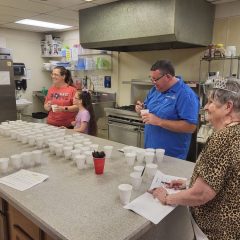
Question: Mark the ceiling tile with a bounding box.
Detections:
[0,6,39,18]
[0,14,20,24]
[65,2,98,10]
[47,9,79,21]
[30,0,86,8]
[0,0,59,13]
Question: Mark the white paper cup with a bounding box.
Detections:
[123,146,135,154]
[156,149,165,164]
[71,149,81,161]
[130,172,142,190]
[140,109,149,115]
[84,151,93,166]
[54,144,63,157]
[75,155,86,170]
[104,145,113,159]
[145,148,155,153]
[81,146,90,152]
[51,104,58,112]
[125,152,136,166]
[10,154,22,169]
[90,144,99,151]
[83,141,92,146]
[63,147,73,160]
[136,149,145,163]
[0,158,9,173]
[118,184,132,205]
[65,142,74,148]
[74,144,83,149]
[32,150,43,165]
[145,152,155,164]
[28,136,35,146]
[146,163,158,178]
[133,165,144,175]
[21,152,33,168]
[36,137,45,149]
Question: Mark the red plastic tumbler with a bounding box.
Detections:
[93,158,105,174]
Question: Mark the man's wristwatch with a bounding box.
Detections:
[64,107,68,112]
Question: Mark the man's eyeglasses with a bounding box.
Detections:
[150,74,165,83]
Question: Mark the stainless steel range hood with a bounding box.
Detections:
[79,0,215,52]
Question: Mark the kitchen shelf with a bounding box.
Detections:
[78,52,112,57]
[202,56,240,61]
[41,55,62,58]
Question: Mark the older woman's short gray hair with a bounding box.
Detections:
[210,78,240,113]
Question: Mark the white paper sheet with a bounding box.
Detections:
[150,170,187,194]
[124,171,187,224]
[124,192,175,224]
[0,71,10,85]
[0,169,49,191]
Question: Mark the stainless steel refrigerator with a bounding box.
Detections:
[0,48,17,122]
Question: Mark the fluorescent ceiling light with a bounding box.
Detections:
[15,19,72,29]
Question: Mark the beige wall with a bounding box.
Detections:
[0,28,50,115]
[58,30,119,95]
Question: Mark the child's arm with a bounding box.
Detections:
[74,121,88,133]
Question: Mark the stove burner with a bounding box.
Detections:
[116,105,136,112]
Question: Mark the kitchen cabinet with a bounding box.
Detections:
[0,198,8,240]
[8,204,41,240]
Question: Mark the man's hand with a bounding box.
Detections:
[135,101,144,113]
[142,113,161,126]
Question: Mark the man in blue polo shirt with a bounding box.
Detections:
[135,60,199,160]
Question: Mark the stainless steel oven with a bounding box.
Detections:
[107,115,144,147]
[0,198,8,240]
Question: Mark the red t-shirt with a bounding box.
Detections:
[45,85,77,127]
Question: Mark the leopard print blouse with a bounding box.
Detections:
[190,123,240,240]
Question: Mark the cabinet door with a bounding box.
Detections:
[12,225,32,240]
[0,213,8,240]
[44,234,55,240]
[8,205,40,240]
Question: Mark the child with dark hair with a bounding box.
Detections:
[71,91,97,136]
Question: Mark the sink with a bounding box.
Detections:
[16,99,32,111]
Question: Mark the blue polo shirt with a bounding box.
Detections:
[144,79,199,160]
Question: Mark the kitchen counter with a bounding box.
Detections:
[0,133,194,240]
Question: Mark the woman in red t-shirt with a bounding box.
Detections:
[44,66,78,128]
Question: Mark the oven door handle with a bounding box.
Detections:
[108,122,139,131]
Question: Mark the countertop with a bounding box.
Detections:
[0,132,195,240]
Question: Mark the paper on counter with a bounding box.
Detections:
[150,170,187,194]
[0,169,49,191]
[124,170,187,224]
[124,192,175,224]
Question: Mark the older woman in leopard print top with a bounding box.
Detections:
[150,78,240,240]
